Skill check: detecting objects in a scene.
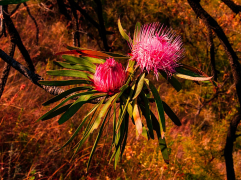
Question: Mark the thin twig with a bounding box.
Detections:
[23,2,39,45]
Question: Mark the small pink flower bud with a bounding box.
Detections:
[93,58,126,95]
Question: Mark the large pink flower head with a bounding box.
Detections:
[93,58,126,95]
[130,22,184,78]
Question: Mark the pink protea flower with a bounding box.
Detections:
[130,22,184,78]
[93,58,126,95]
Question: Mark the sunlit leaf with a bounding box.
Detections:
[118,19,132,42]
[54,61,96,73]
[62,55,96,68]
[47,70,93,79]
[133,73,145,99]
[133,99,142,137]
[175,73,212,81]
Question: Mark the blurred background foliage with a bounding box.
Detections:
[0,0,241,179]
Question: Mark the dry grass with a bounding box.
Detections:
[0,0,241,179]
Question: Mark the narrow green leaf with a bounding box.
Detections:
[39,80,91,86]
[43,86,92,106]
[159,137,169,164]
[47,70,93,79]
[56,102,101,151]
[104,52,129,59]
[62,55,96,68]
[139,91,154,139]
[133,99,142,137]
[145,79,166,132]
[120,112,129,157]
[160,71,182,92]
[175,73,212,81]
[133,22,141,45]
[133,73,145,99]
[0,0,29,5]
[91,94,118,130]
[149,110,169,163]
[38,91,95,121]
[162,101,181,126]
[112,102,117,144]
[54,61,96,73]
[87,108,111,170]
[71,99,105,159]
[42,103,72,121]
[58,91,96,124]
[118,19,131,42]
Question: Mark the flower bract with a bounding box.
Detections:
[93,58,126,94]
[130,22,184,78]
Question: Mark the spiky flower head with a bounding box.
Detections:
[130,22,184,78]
[93,58,126,95]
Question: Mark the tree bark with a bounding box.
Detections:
[187,1,241,179]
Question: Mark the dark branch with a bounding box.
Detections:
[94,0,110,52]
[0,49,64,96]
[23,2,39,45]
[224,112,241,180]
[221,0,241,14]
[10,3,21,16]
[187,1,241,179]
[57,0,71,20]
[0,49,112,104]
[72,1,114,35]
[207,26,217,81]
[3,5,35,72]
[0,42,16,98]
[68,0,80,47]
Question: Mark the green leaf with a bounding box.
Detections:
[175,67,212,81]
[57,102,101,151]
[62,55,96,68]
[39,80,91,86]
[159,71,182,92]
[54,61,96,73]
[43,86,93,106]
[159,137,169,164]
[87,108,111,170]
[38,91,96,121]
[118,19,131,42]
[133,73,145,99]
[145,79,166,132]
[47,70,93,79]
[133,99,142,137]
[175,73,212,81]
[71,99,105,159]
[133,22,141,45]
[104,52,129,59]
[139,91,154,139]
[58,91,96,124]
[162,101,181,126]
[150,110,169,163]
[0,0,29,5]
[80,56,105,64]
[42,103,72,121]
